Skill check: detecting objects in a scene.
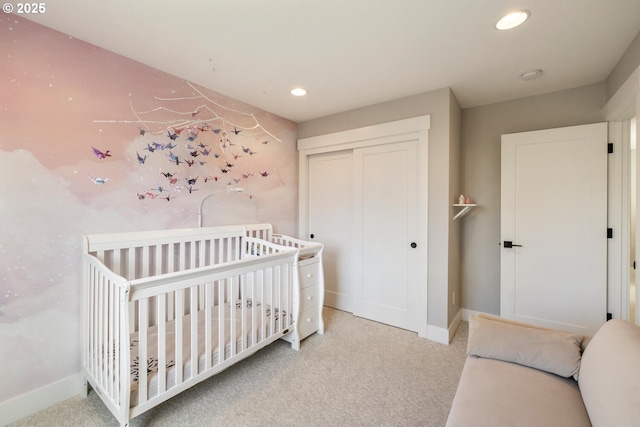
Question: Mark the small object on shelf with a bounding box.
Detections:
[465,197,472,204]
[458,194,465,204]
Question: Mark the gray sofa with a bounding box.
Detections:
[446,314,640,427]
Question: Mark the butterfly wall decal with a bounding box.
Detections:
[88,175,110,184]
[136,152,147,164]
[92,147,111,159]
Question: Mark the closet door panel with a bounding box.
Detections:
[308,151,353,311]
[353,141,419,331]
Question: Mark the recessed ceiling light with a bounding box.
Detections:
[290,87,308,97]
[496,10,530,30]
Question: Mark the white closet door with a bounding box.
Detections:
[353,140,419,331]
[308,151,353,311]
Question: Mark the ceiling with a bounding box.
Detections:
[22,0,640,123]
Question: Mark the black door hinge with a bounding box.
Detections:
[608,142,614,153]
[607,228,613,239]
[607,312,613,321]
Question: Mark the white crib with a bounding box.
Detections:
[81,225,300,427]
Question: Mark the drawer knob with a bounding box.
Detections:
[307,296,313,300]
[306,318,312,322]
[306,273,313,278]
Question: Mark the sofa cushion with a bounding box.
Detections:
[445,356,591,427]
[578,319,640,427]
[467,314,583,378]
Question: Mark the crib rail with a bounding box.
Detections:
[271,233,324,259]
[82,242,299,426]
[83,225,246,281]
[244,235,296,256]
[243,224,324,260]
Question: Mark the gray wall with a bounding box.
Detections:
[448,93,462,324]
[606,29,640,101]
[298,88,462,331]
[461,27,640,318]
[460,83,606,315]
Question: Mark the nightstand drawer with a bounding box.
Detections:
[297,307,321,340]
[299,284,320,312]
[299,261,320,289]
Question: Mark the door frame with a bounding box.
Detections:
[298,115,430,337]
[603,65,640,322]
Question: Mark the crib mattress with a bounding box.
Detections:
[128,299,287,405]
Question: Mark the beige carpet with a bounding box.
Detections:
[9,308,468,427]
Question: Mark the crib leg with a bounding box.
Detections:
[81,378,90,398]
[290,331,301,351]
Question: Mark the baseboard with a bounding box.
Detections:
[427,309,462,345]
[461,308,492,321]
[0,373,82,426]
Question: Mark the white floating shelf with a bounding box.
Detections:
[453,204,477,220]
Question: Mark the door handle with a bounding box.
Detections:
[503,241,522,248]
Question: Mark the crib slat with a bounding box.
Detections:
[218,281,225,363]
[157,296,167,396]
[163,245,174,321]
[88,265,96,379]
[98,273,105,386]
[261,269,267,343]
[148,245,158,327]
[247,271,259,345]
[212,239,218,265]
[269,266,275,337]
[240,273,248,352]
[98,274,105,385]
[107,281,115,398]
[126,248,135,280]
[279,264,285,332]
[175,290,184,385]
[226,237,232,262]
[168,243,175,273]
[204,283,212,370]
[138,298,149,404]
[110,249,119,275]
[188,240,195,270]
[229,277,237,358]
[179,242,186,272]
[113,279,121,405]
[190,286,198,377]
[251,271,258,346]
[155,244,163,275]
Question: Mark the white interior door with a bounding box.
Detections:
[501,122,608,336]
[353,140,420,331]
[308,151,353,311]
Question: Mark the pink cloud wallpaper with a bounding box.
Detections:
[0,16,297,402]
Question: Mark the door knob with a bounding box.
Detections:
[410,242,417,249]
[503,241,522,248]
[310,233,315,239]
